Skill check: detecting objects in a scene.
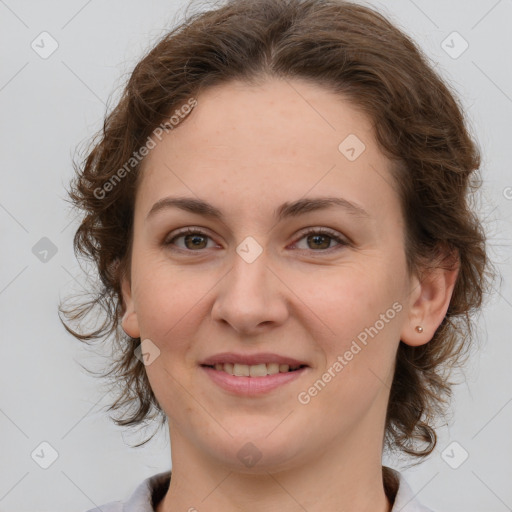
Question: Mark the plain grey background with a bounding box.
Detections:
[0,0,511,511]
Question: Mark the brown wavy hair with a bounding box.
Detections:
[60,0,496,461]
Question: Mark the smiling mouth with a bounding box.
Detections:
[201,363,308,377]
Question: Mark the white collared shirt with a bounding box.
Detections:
[86,467,435,512]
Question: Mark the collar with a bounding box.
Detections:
[102,467,434,512]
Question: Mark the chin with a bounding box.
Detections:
[203,430,308,474]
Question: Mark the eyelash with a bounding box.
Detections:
[164,227,349,254]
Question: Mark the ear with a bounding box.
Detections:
[400,247,460,347]
[120,271,141,339]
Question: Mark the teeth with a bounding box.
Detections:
[211,362,302,376]
[236,363,250,376]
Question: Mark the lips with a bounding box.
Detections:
[201,364,309,395]
[199,352,309,367]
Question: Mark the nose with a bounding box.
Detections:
[210,248,289,336]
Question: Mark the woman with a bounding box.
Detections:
[60,0,493,510]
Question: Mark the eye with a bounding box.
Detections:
[163,227,349,254]
[164,228,217,252]
[291,228,349,252]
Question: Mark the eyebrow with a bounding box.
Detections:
[146,195,370,222]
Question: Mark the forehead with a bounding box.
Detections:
[136,78,400,226]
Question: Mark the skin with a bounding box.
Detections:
[121,77,458,512]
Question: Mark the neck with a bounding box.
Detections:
[157,429,393,512]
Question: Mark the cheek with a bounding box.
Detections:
[298,270,401,429]
[131,258,205,346]
[293,263,403,413]
[291,262,396,347]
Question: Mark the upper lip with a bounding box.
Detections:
[200,352,309,367]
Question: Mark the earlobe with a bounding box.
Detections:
[120,274,141,339]
[400,253,459,347]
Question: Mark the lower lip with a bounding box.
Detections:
[200,365,309,396]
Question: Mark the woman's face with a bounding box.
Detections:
[121,78,424,471]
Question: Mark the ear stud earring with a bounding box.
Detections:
[415,325,423,333]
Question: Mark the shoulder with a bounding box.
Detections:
[84,470,172,512]
[386,467,436,512]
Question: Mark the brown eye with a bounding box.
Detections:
[306,233,331,250]
[164,227,348,254]
[293,228,348,252]
[165,229,214,251]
